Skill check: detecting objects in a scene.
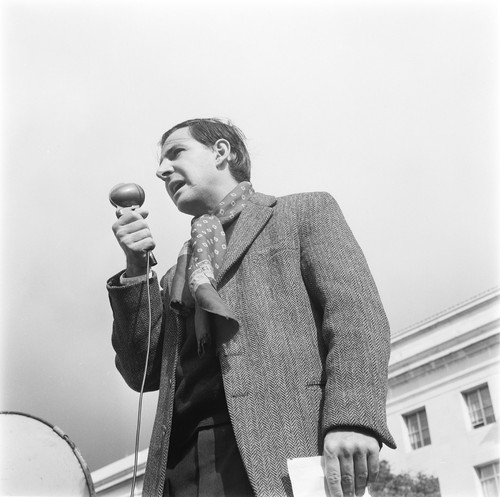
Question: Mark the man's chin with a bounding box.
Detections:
[175,196,203,217]
[173,191,189,213]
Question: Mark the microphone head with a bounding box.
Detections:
[109,183,146,208]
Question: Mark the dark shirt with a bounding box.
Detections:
[167,219,239,468]
[167,314,230,467]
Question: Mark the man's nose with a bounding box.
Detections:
[156,160,174,180]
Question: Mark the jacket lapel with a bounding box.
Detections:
[216,192,276,285]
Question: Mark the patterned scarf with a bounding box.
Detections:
[170,182,255,355]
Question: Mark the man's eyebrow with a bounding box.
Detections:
[159,141,185,163]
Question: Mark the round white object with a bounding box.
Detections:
[0,411,95,496]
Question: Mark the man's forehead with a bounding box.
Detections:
[162,127,192,148]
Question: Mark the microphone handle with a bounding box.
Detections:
[147,251,158,267]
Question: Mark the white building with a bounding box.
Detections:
[92,288,500,497]
[92,450,147,497]
[382,287,499,497]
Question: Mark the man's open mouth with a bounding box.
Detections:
[170,181,186,196]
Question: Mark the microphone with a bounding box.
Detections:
[109,183,157,266]
[109,182,156,496]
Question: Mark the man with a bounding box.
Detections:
[108,118,396,497]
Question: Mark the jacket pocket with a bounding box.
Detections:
[306,378,326,388]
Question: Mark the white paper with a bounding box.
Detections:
[287,456,372,497]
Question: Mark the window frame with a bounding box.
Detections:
[463,383,496,429]
[476,460,500,497]
[403,407,432,450]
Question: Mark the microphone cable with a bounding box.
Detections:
[130,252,153,497]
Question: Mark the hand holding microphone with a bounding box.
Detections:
[110,183,157,276]
[110,184,157,497]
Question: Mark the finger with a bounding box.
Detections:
[367,451,379,484]
[115,207,136,220]
[115,207,149,220]
[339,454,355,497]
[353,452,368,497]
[125,229,156,249]
[113,216,150,237]
[129,239,156,254]
[124,228,153,243]
[134,207,149,219]
[324,454,343,497]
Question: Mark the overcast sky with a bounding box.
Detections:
[1,0,498,473]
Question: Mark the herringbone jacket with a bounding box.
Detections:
[108,191,396,497]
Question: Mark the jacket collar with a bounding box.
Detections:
[216,192,276,286]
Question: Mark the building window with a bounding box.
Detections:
[463,384,496,428]
[476,461,500,497]
[404,408,431,450]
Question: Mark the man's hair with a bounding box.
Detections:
[160,118,251,182]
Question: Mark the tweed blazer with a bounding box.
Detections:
[107,191,396,497]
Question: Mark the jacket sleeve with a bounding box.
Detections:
[298,192,396,449]
[106,269,172,392]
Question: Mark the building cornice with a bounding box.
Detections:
[91,449,148,495]
[389,288,500,377]
[389,320,499,377]
[392,287,499,343]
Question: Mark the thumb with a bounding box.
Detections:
[115,207,150,219]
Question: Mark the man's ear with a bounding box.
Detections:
[214,139,231,168]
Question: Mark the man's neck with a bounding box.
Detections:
[206,180,241,214]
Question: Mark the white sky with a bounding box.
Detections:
[1,0,499,472]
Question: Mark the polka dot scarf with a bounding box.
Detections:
[170,182,255,355]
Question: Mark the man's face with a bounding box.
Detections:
[157,127,222,216]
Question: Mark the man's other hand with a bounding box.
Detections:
[323,429,379,497]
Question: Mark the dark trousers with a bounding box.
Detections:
[164,423,254,497]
